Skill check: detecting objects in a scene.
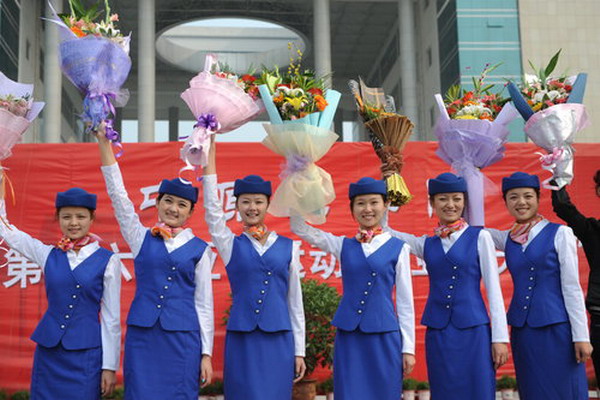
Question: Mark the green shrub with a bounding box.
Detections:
[200,380,224,395]
[316,377,334,394]
[10,391,29,400]
[496,375,517,390]
[402,378,418,390]
[301,279,341,377]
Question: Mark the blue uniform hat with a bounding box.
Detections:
[233,175,272,197]
[158,179,199,204]
[502,172,540,193]
[348,177,387,199]
[55,188,97,210]
[428,172,467,195]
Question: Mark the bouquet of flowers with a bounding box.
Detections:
[434,63,518,226]
[179,54,264,171]
[507,50,588,189]
[349,78,413,206]
[258,45,341,224]
[47,0,131,145]
[0,72,44,160]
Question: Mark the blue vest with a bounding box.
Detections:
[505,222,569,327]
[31,247,112,349]
[226,234,293,332]
[127,231,208,331]
[333,237,404,333]
[422,227,490,329]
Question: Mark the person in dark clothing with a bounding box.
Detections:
[552,170,600,382]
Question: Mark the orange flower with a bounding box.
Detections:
[299,112,308,118]
[315,95,328,111]
[70,26,86,37]
[273,92,284,104]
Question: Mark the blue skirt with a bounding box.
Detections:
[224,329,294,400]
[30,343,102,400]
[333,329,402,400]
[512,322,587,400]
[426,323,495,400]
[124,323,201,400]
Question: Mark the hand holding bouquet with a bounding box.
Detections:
[47,0,131,145]
[258,44,341,224]
[434,63,518,226]
[179,54,264,171]
[349,78,413,206]
[507,50,588,189]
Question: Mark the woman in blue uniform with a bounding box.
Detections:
[291,177,415,400]
[95,130,214,399]
[386,172,509,400]
[487,172,591,399]
[202,138,306,400]
[0,173,121,400]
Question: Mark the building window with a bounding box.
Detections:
[0,0,20,80]
[430,106,436,128]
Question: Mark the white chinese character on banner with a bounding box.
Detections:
[207,242,221,280]
[293,240,306,278]
[217,181,236,221]
[2,249,42,289]
[109,242,134,281]
[309,245,341,280]
[140,184,161,210]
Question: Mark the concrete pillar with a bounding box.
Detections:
[138,0,156,142]
[42,0,63,143]
[168,106,179,142]
[398,0,419,133]
[313,0,332,88]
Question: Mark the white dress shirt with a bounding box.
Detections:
[101,163,215,356]
[385,223,510,343]
[203,174,306,357]
[290,215,416,355]
[0,200,122,371]
[487,221,590,342]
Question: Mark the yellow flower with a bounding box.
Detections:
[285,96,306,110]
[454,115,477,120]
[532,102,543,111]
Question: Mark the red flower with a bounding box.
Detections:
[463,91,474,101]
[493,104,502,113]
[277,83,290,89]
[564,85,573,92]
[545,100,555,108]
[308,88,323,96]
[241,74,256,83]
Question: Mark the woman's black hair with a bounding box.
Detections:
[349,193,387,212]
[501,188,540,201]
[594,170,600,188]
[157,192,195,211]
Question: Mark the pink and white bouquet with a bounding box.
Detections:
[0,72,44,160]
[508,50,588,189]
[179,54,264,171]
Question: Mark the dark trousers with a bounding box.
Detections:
[590,314,600,384]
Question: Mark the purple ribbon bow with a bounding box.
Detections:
[194,113,220,131]
[280,154,311,179]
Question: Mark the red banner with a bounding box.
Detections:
[0,141,598,391]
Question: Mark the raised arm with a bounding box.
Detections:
[552,186,600,240]
[0,173,52,269]
[95,130,147,256]
[289,215,344,259]
[202,136,235,264]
